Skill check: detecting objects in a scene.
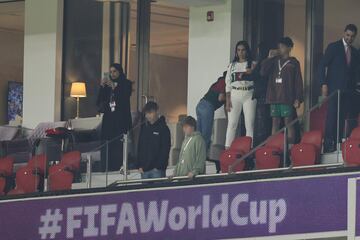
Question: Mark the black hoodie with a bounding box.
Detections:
[137,116,171,172]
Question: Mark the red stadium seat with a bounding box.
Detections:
[220,137,252,173]
[60,151,81,171]
[255,133,284,170]
[13,167,40,193]
[0,177,5,195]
[350,127,360,140]
[341,127,360,166]
[265,133,285,151]
[310,102,328,136]
[7,188,25,196]
[0,156,14,177]
[48,164,74,191]
[228,136,252,153]
[27,154,47,175]
[220,150,246,173]
[342,139,360,166]
[291,143,318,167]
[291,131,323,167]
[301,131,323,151]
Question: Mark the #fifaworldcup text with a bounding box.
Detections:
[38,193,287,239]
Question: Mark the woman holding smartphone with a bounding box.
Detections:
[225,41,257,148]
[97,63,132,171]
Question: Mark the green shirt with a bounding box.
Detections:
[174,132,206,177]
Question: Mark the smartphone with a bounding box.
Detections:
[103,72,110,80]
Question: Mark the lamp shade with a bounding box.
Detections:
[70,82,87,98]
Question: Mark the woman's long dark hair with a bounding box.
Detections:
[110,63,126,81]
[232,40,253,68]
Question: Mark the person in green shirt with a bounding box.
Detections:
[173,116,207,179]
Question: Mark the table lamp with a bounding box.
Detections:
[70,82,87,119]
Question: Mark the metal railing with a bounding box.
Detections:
[3,89,351,197]
[83,113,147,189]
[229,90,341,173]
[81,90,345,189]
[109,162,344,187]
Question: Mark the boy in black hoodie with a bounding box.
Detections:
[137,102,171,179]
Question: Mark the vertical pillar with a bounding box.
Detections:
[187,0,244,118]
[101,2,111,75]
[22,0,64,128]
[136,0,151,111]
[121,3,130,74]
[114,2,121,64]
[304,0,324,130]
[103,2,130,75]
[305,0,324,108]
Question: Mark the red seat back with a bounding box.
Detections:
[7,188,26,196]
[220,150,245,173]
[301,131,323,150]
[61,151,81,171]
[0,156,14,176]
[291,143,317,167]
[310,102,328,136]
[255,147,281,169]
[0,177,5,195]
[350,127,360,140]
[254,134,285,170]
[15,167,40,193]
[342,139,360,166]
[229,137,252,153]
[27,154,47,175]
[265,133,285,151]
[49,165,73,191]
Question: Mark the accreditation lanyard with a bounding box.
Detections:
[109,82,118,112]
[180,137,193,164]
[276,59,290,84]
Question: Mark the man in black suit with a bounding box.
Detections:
[317,24,360,152]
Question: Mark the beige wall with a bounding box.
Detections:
[149,54,188,123]
[284,0,306,114]
[128,50,188,123]
[284,0,306,77]
[0,31,24,125]
[324,0,360,49]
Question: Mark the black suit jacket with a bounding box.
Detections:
[317,39,359,92]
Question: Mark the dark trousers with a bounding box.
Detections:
[253,99,272,147]
[196,99,215,150]
[100,137,124,172]
[325,91,360,146]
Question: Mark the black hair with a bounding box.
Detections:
[257,41,271,61]
[110,63,126,81]
[182,116,197,130]
[143,101,159,113]
[278,37,294,48]
[218,71,227,81]
[345,24,358,34]
[232,40,253,68]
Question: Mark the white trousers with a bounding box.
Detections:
[225,89,257,147]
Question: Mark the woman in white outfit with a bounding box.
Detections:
[225,41,257,148]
